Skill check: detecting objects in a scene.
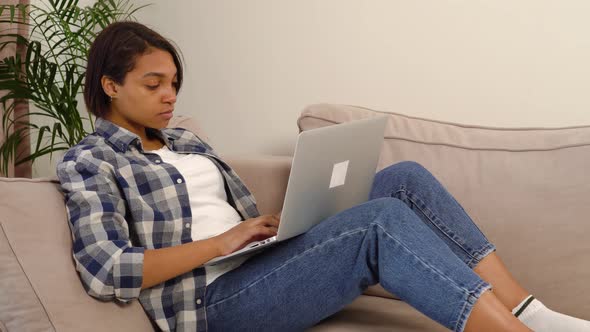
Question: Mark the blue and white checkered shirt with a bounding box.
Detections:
[56,117,260,331]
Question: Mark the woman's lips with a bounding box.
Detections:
[159,111,173,120]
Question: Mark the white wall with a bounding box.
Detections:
[33,0,590,176]
[132,0,590,157]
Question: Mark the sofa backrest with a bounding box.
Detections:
[298,103,590,319]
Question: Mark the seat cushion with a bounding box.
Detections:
[308,295,449,332]
[298,103,590,320]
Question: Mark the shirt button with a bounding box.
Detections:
[196,298,202,305]
[176,178,183,184]
[185,223,190,229]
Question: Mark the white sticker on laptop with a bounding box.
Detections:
[329,160,349,189]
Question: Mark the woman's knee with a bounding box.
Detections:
[379,161,431,180]
[371,161,432,198]
[366,197,416,228]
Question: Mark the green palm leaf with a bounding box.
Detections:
[0,0,150,176]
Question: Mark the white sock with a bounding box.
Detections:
[512,295,590,332]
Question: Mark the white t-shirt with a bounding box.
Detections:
[150,144,250,285]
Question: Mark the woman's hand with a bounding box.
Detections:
[273,209,282,219]
[212,214,280,256]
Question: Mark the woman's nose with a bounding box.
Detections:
[163,87,177,104]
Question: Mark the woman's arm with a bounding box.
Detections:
[141,214,280,289]
[58,153,146,302]
[141,238,220,289]
[58,146,279,293]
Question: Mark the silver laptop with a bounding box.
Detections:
[204,115,388,266]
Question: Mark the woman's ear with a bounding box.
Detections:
[101,75,119,99]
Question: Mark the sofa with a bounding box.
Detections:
[1,103,589,331]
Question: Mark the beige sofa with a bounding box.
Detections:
[1,104,589,331]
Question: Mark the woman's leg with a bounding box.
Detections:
[205,197,526,332]
[369,161,590,331]
[368,161,528,309]
[465,290,529,332]
[474,253,529,310]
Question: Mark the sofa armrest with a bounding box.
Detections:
[220,154,292,216]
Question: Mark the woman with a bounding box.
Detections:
[56,21,589,332]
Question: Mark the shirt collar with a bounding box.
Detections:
[94,117,174,153]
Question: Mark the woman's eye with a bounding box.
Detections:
[146,84,159,90]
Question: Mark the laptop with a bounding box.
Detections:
[204,115,388,266]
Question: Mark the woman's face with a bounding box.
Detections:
[103,47,178,132]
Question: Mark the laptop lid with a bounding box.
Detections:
[276,115,388,241]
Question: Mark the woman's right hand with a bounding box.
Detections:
[211,214,280,256]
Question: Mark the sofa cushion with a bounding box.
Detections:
[0,177,155,332]
[298,103,590,320]
[0,223,54,332]
[308,295,448,332]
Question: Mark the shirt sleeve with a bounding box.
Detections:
[56,148,144,302]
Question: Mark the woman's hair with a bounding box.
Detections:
[84,21,184,118]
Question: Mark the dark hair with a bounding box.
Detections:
[84,21,184,118]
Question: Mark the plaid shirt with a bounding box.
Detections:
[56,117,260,331]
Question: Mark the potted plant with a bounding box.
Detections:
[0,0,147,176]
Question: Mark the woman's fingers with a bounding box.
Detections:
[267,215,280,226]
[238,216,279,242]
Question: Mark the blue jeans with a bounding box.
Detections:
[205,161,497,332]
